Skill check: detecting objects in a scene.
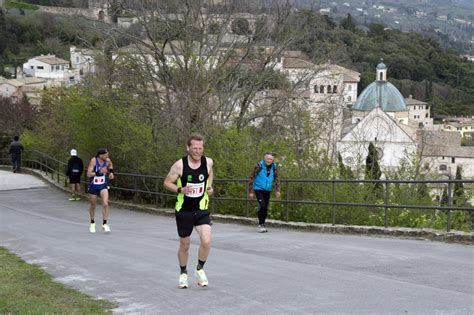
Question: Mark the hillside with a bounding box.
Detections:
[0,4,472,116]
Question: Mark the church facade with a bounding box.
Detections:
[337,60,474,179]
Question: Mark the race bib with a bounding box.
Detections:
[185,182,205,198]
[72,168,80,174]
[93,175,105,185]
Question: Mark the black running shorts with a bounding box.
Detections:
[69,175,81,184]
[175,209,211,238]
[88,187,108,196]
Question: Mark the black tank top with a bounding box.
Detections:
[176,155,209,211]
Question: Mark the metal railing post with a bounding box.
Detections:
[332,179,336,226]
[285,181,289,222]
[447,176,452,232]
[155,178,159,206]
[245,181,250,218]
[384,181,389,228]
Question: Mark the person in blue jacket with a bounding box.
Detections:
[248,152,281,233]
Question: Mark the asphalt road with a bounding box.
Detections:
[0,170,473,314]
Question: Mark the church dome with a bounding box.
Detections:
[353,60,407,112]
[376,61,387,69]
[353,81,406,112]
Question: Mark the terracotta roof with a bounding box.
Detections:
[282,58,314,69]
[1,79,24,87]
[405,96,427,105]
[34,55,69,65]
[420,131,474,157]
[19,77,47,85]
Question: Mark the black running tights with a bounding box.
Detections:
[255,190,271,225]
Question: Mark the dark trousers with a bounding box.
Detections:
[11,154,21,172]
[255,190,271,225]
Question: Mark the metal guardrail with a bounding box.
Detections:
[1,149,473,232]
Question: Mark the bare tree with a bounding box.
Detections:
[76,1,300,139]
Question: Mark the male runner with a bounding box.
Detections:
[164,134,214,289]
[86,148,114,233]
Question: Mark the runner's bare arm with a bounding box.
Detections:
[164,159,183,193]
[206,157,214,196]
[86,158,96,177]
[106,158,114,179]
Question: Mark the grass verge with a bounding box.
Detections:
[5,0,40,10]
[0,247,116,314]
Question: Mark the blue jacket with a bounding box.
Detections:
[252,160,277,192]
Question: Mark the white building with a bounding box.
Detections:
[405,95,433,128]
[274,51,360,107]
[70,46,96,76]
[421,131,474,178]
[0,77,49,104]
[23,54,72,81]
[0,79,24,100]
[442,117,474,139]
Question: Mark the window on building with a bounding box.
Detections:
[451,157,455,163]
[425,113,429,118]
[348,96,351,102]
[379,72,383,80]
[333,85,337,93]
[314,85,318,93]
[348,85,352,91]
[37,66,44,69]
[320,85,324,93]
[327,85,332,93]
[30,66,34,69]
[56,65,60,70]
[76,57,80,63]
[439,164,447,171]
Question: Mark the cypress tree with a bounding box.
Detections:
[453,165,465,206]
[365,142,382,196]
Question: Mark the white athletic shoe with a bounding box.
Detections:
[102,224,111,233]
[89,223,96,233]
[178,273,188,289]
[195,269,208,287]
[257,224,267,233]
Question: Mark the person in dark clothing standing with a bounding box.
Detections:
[164,134,214,289]
[9,135,24,173]
[66,149,84,201]
[248,152,281,233]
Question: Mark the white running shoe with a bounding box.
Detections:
[89,223,96,233]
[102,224,111,233]
[257,225,266,233]
[195,269,208,287]
[178,273,189,289]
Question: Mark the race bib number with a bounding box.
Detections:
[185,182,205,198]
[93,175,105,185]
[72,168,80,174]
